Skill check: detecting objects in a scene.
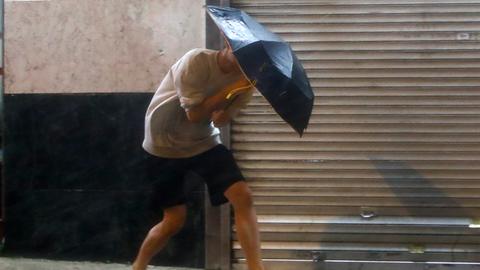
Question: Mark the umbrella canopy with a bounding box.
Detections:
[207,5,314,136]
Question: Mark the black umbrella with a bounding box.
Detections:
[207,5,314,136]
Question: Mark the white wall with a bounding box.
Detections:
[5,0,206,93]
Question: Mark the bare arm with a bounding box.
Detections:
[186,78,251,122]
[211,88,254,127]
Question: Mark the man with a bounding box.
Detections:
[133,42,265,270]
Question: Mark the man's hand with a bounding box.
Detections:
[226,85,252,100]
[225,78,252,100]
[211,110,231,127]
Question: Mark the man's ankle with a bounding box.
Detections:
[132,261,146,270]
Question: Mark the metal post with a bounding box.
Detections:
[205,1,232,270]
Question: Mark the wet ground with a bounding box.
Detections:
[0,258,198,270]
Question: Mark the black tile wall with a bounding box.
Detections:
[3,93,205,268]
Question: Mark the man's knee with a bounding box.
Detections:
[151,205,187,237]
[225,182,254,209]
[164,216,186,236]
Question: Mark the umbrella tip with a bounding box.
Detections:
[296,128,305,137]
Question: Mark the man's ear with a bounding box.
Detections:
[222,35,232,51]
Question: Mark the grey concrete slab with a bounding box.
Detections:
[0,258,200,270]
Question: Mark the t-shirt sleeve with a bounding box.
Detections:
[172,50,209,111]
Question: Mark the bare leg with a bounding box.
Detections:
[224,181,265,270]
[132,204,187,270]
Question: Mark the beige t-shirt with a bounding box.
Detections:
[143,48,253,158]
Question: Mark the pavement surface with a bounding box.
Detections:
[0,257,199,270]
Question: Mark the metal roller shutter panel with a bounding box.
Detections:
[229,1,480,269]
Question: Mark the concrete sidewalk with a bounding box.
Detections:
[0,258,199,270]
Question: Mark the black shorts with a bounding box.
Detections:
[144,144,245,208]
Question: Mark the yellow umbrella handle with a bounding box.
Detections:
[226,80,257,100]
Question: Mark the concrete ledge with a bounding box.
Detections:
[0,258,199,270]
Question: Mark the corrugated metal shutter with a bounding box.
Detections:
[229,1,480,269]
